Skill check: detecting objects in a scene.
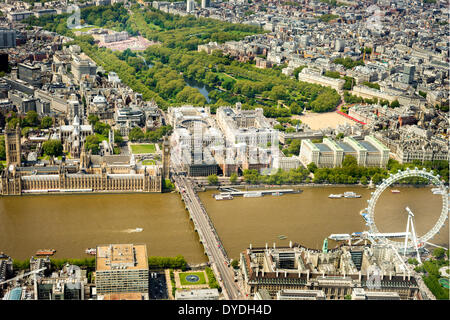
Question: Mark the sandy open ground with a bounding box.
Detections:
[98,36,158,51]
[294,112,355,130]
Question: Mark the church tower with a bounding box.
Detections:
[162,136,170,180]
[5,124,22,167]
[108,129,114,155]
[80,145,91,170]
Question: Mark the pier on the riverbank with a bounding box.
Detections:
[216,189,296,197]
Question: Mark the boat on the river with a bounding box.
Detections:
[278,235,287,240]
[36,249,56,256]
[272,192,283,196]
[391,189,400,193]
[344,191,361,198]
[329,194,343,199]
[85,248,96,255]
[215,194,233,200]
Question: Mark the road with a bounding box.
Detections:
[173,175,245,300]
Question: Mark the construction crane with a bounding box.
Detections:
[0,267,46,286]
[0,267,46,301]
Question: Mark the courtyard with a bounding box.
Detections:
[175,270,209,289]
[130,143,157,154]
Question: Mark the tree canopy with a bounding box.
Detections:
[42,139,63,157]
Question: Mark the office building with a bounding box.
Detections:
[241,244,419,300]
[0,29,16,48]
[17,63,42,87]
[187,0,195,13]
[201,0,210,8]
[95,244,149,296]
[71,56,97,83]
[299,136,389,168]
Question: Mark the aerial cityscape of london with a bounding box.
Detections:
[0,0,449,308]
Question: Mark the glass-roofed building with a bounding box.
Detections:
[5,287,22,300]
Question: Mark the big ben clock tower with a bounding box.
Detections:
[162,136,170,180]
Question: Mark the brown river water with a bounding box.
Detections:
[0,186,448,263]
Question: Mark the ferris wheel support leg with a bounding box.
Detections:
[403,215,411,257]
[410,218,422,264]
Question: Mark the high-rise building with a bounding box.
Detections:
[95,244,149,296]
[187,0,195,13]
[401,64,416,84]
[335,39,345,52]
[201,0,210,8]
[17,63,42,87]
[0,29,16,48]
[0,53,8,73]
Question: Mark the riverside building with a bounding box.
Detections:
[0,125,166,195]
[95,244,149,299]
[299,136,389,168]
[241,244,419,300]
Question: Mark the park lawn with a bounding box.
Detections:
[131,144,156,154]
[145,22,162,31]
[217,72,237,82]
[178,271,207,286]
[142,160,156,165]
[73,25,99,32]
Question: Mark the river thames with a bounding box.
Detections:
[0,186,448,263]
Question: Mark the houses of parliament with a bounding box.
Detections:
[0,125,170,195]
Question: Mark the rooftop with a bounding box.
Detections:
[316,143,332,152]
[359,140,378,152]
[100,293,145,300]
[96,244,148,271]
[337,142,356,153]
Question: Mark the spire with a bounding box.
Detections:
[73,114,80,126]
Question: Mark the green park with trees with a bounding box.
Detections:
[25,4,343,116]
[413,248,449,300]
